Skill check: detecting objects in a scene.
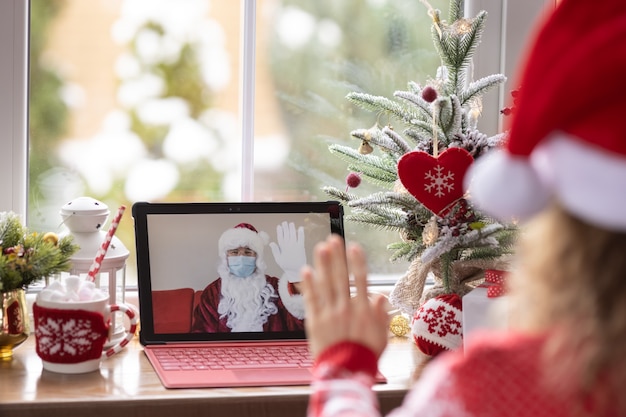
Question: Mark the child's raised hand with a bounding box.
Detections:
[301,234,390,360]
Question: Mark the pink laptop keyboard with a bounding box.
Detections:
[152,345,314,371]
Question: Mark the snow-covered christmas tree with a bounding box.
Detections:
[323,0,516,315]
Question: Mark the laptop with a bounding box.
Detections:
[133,201,386,389]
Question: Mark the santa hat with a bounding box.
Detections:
[465,1,626,231]
[218,223,270,259]
[411,294,463,357]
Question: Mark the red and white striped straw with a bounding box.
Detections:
[86,205,126,282]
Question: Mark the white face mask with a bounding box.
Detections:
[227,255,257,277]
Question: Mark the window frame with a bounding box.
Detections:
[466,0,556,136]
[0,0,29,217]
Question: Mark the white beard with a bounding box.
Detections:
[217,263,279,332]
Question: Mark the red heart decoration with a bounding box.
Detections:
[397,148,474,215]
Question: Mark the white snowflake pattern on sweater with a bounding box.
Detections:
[35,315,105,358]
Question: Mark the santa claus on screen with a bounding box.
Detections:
[191,222,306,333]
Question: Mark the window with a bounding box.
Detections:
[0,0,552,287]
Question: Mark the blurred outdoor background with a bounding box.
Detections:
[28,0,449,285]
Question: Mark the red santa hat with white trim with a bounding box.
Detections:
[218,223,270,259]
[465,0,626,231]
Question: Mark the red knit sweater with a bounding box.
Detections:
[309,331,619,417]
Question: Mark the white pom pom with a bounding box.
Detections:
[465,151,552,222]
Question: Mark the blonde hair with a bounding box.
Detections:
[509,204,626,415]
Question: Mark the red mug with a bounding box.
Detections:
[33,295,137,374]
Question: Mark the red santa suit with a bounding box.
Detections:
[192,274,304,333]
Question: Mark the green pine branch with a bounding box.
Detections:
[461,74,507,106]
[346,92,422,125]
[381,126,413,154]
[394,90,433,121]
[436,94,463,142]
[349,191,423,213]
[434,11,487,96]
[0,212,79,291]
[351,127,409,158]
[345,210,404,230]
[0,212,25,248]
[322,186,356,204]
[448,0,462,22]
[329,144,398,185]
[388,240,426,262]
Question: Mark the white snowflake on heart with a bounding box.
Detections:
[424,165,455,198]
[36,317,104,357]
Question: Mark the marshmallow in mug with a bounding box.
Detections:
[37,275,107,303]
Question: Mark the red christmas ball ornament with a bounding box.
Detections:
[411,293,463,356]
[421,86,438,103]
[346,172,362,189]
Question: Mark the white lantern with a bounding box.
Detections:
[59,197,130,345]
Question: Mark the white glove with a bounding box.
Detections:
[269,221,306,283]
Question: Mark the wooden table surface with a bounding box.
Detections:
[0,335,420,417]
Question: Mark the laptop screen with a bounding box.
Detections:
[132,201,344,345]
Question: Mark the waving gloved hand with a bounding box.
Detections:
[269,221,306,283]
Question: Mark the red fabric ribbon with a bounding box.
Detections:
[7,299,24,334]
[481,270,508,298]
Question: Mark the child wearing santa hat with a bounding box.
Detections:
[302,1,626,416]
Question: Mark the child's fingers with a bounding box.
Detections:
[312,239,335,305]
[328,236,350,307]
[301,265,320,314]
[373,294,391,325]
[348,243,369,308]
